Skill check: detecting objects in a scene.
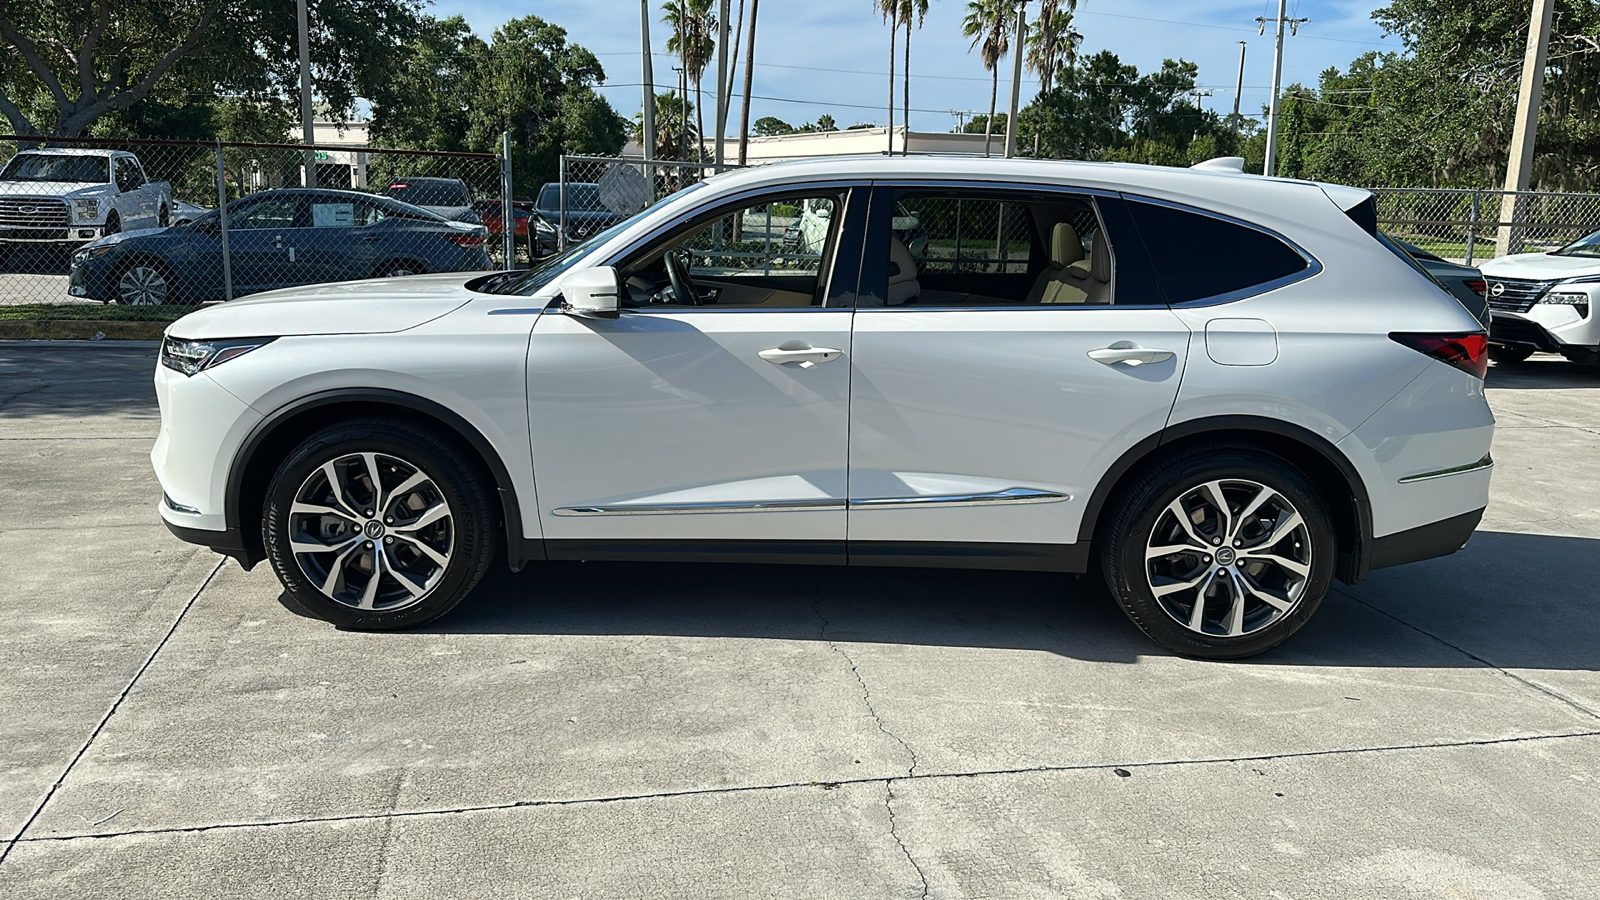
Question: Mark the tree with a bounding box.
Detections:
[0,0,423,137]
[368,16,484,153]
[961,0,1012,157]
[893,0,930,154]
[636,91,698,158]
[664,0,716,161]
[1027,0,1082,95]
[874,0,898,152]
[753,115,793,136]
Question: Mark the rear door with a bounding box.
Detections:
[845,183,1192,568]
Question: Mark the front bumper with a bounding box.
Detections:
[0,226,105,243]
[67,256,115,301]
[1489,292,1599,352]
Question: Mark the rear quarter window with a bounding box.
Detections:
[1124,198,1310,304]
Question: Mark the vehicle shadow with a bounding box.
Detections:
[429,529,1600,672]
[1488,355,1600,389]
[0,245,71,275]
[0,345,159,420]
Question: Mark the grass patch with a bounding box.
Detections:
[0,303,202,323]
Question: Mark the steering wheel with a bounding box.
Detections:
[663,248,696,305]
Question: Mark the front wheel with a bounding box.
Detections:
[262,418,497,630]
[1100,446,1336,659]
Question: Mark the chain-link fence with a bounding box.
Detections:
[0,135,513,336]
[1370,187,1600,266]
[555,155,734,254]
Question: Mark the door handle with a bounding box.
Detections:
[758,345,843,367]
[271,235,284,249]
[1087,344,1175,366]
[362,234,384,243]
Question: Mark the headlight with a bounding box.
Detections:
[534,217,556,234]
[1541,292,1590,318]
[72,245,113,264]
[72,198,100,221]
[160,336,275,377]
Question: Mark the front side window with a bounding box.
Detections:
[1124,199,1310,304]
[616,190,848,309]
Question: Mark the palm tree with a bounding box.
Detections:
[736,0,760,166]
[875,0,898,154]
[664,0,717,162]
[894,0,930,156]
[962,0,1012,157]
[1026,0,1081,95]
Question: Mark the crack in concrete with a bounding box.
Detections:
[0,379,54,411]
[813,601,919,777]
[0,558,224,868]
[14,730,1597,848]
[883,782,931,899]
[1334,586,1600,722]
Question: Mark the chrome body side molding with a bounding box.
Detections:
[553,487,1070,517]
[1398,454,1493,484]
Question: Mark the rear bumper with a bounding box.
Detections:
[1369,507,1484,571]
[162,515,260,569]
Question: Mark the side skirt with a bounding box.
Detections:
[539,539,1090,572]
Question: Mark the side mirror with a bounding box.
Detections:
[558,266,622,319]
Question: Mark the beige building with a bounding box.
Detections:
[623,125,997,164]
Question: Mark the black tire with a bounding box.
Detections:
[104,212,120,235]
[1100,444,1336,659]
[158,205,169,228]
[1489,345,1534,365]
[262,418,497,630]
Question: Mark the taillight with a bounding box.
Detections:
[448,234,486,247]
[1465,279,1487,297]
[1390,332,1488,379]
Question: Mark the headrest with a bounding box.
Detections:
[1089,230,1112,283]
[1051,222,1084,268]
[886,236,920,305]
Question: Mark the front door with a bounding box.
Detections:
[845,184,1193,568]
[526,184,867,562]
[226,193,302,294]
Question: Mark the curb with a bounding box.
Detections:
[0,321,167,342]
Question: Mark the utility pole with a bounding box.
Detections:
[1231,40,1246,124]
[714,0,731,170]
[1257,1,1308,177]
[737,0,759,167]
[640,0,656,164]
[1498,0,1556,256]
[1003,1,1028,159]
[296,0,316,188]
[674,65,686,161]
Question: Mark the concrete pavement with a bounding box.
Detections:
[1,345,1597,898]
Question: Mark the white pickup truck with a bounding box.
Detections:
[0,149,171,250]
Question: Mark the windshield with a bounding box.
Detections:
[1,153,110,183]
[537,183,603,211]
[1553,229,1600,258]
[484,182,705,296]
[386,181,470,207]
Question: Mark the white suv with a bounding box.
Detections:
[153,157,1494,659]
[1479,228,1600,366]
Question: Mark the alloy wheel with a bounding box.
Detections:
[117,265,168,305]
[1144,479,1311,638]
[287,451,455,612]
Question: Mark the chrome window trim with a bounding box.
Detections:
[552,487,1069,517]
[1397,454,1493,484]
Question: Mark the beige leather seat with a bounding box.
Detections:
[886,236,921,305]
[1026,223,1090,305]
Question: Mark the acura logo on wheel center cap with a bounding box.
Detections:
[363,520,385,539]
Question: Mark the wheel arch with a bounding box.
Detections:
[1080,416,1374,584]
[225,388,537,572]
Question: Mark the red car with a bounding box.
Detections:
[474,200,532,237]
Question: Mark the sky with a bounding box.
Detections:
[432,0,1402,134]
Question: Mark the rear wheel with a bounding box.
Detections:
[262,418,496,630]
[1101,446,1336,659]
[1489,345,1534,365]
[104,212,120,235]
[377,260,425,278]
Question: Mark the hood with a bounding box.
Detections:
[0,181,111,197]
[80,226,170,251]
[1478,251,1600,280]
[167,271,479,340]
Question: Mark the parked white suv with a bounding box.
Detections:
[152,157,1494,658]
[1479,229,1600,366]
